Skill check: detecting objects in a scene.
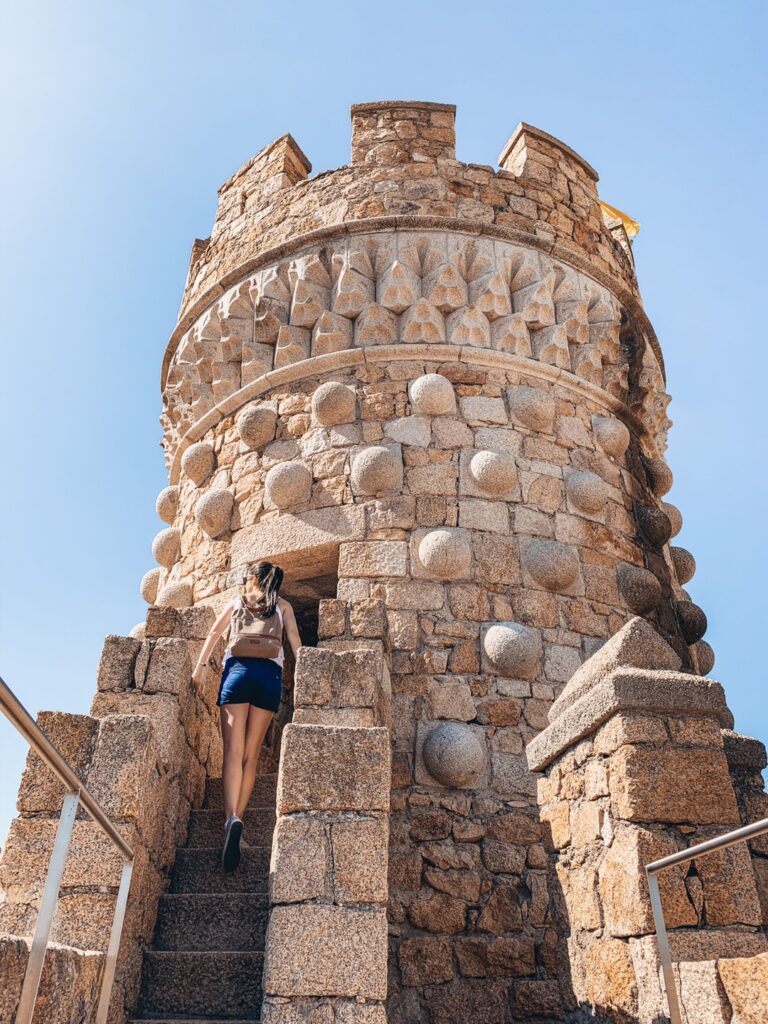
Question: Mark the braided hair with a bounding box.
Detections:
[244,561,284,618]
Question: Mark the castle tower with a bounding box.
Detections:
[2,101,767,1024]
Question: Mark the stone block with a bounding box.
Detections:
[97,634,142,690]
[408,890,467,934]
[86,714,159,821]
[270,815,328,903]
[338,541,408,578]
[142,638,192,694]
[718,951,768,1024]
[695,840,763,925]
[399,937,453,986]
[145,606,179,637]
[277,725,390,813]
[331,817,388,903]
[263,904,387,999]
[609,745,740,825]
[581,938,638,1018]
[90,690,189,765]
[18,712,99,813]
[294,647,335,706]
[0,934,103,1024]
[426,680,476,722]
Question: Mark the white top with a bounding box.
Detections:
[224,598,285,667]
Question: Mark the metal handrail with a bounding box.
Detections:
[645,816,768,1024]
[0,675,134,1024]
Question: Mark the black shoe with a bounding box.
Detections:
[222,816,243,873]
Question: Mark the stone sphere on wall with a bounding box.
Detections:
[351,446,403,495]
[482,623,541,679]
[523,540,578,592]
[140,567,162,604]
[566,471,608,515]
[156,581,193,609]
[311,382,356,427]
[592,416,630,459]
[408,373,456,416]
[418,529,472,580]
[469,451,518,497]
[617,564,662,614]
[155,486,179,524]
[181,442,216,486]
[661,501,683,538]
[422,722,486,788]
[129,622,146,640]
[508,387,555,433]
[670,546,696,585]
[675,600,707,644]
[637,505,672,548]
[237,404,277,450]
[695,639,715,675]
[644,457,673,497]
[194,489,234,538]
[152,528,181,569]
[265,461,313,509]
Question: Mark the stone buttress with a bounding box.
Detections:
[1,100,766,1024]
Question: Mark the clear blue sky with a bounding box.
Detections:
[1,1,766,843]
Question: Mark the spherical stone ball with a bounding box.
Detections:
[507,387,555,433]
[670,546,696,585]
[566,471,609,515]
[237,404,277,450]
[152,528,181,569]
[181,442,216,486]
[422,722,485,788]
[156,581,194,609]
[675,601,707,644]
[695,639,715,676]
[644,457,674,497]
[140,567,163,604]
[351,446,403,495]
[523,540,579,592]
[469,450,518,496]
[155,485,179,524]
[129,622,146,640]
[311,382,356,427]
[592,416,630,459]
[265,461,312,509]
[661,501,683,538]
[617,564,663,614]
[637,505,672,548]
[418,529,472,580]
[483,622,541,679]
[194,489,234,538]
[409,373,456,416]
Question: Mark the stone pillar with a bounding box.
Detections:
[527,617,766,1023]
[350,101,456,165]
[261,637,391,1024]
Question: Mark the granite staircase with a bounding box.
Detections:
[130,773,277,1023]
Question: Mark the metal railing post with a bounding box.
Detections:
[14,791,80,1024]
[646,869,683,1024]
[95,858,134,1024]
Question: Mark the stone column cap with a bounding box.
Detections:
[499,121,599,182]
[350,100,456,116]
[722,729,768,771]
[526,667,730,772]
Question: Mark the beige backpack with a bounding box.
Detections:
[228,596,283,659]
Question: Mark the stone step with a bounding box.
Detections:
[137,951,263,1018]
[131,1019,259,1023]
[153,893,269,951]
[204,774,277,810]
[170,847,271,894]
[186,809,276,848]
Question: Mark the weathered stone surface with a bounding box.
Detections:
[399,937,453,986]
[181,441,215,485]
[143,637,192,694]
[426,680,476,722]
[617,564,662,613]
[339,540,407,578]
[408,891,467,934]
[155,579,194,608]
[422,722,486,788]
[550,616,681,721]
[661,500,683,537]
[331,818,388,903]
[0,934,103,1024]
[644,456,673,496]
[18,712,99,813]
[695,840,762,925]
[508,386,555,432]
[264,904,387,998]
[194,488,234,536]
[152,527,181,568]
[482,622,541,679]
[270,816,327,903]
[675,600,708,644]
[97,634,142,691]
[468,450,518,497]
[637,503,672,547]
[670,545,696,585]
[718,951,768,1024]
[351,446,402,495]
[418,528,472,580]
[237,403,277,448]
[565,469,608,514]
[265,461,313,508]
[312,381,356,426]
[140,566,162,603]
[522,538,578,591]
[609,745,740,824]
[592,415,630,458]
[408,373,456,416]
[277,725,390,812]
[582,939,638,1017]
[695,639,715,675]
[86,714,158,820]
[155,484,179,523]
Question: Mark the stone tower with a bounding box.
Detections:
[2,101,768,1024]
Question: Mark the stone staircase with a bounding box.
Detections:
[130,773,277,1023]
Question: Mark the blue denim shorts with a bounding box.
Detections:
[217,656,282,713]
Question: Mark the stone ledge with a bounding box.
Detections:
[499,121,599,182]
[526,668,730,772]
[351,100,456,116]
[723,729,768,772]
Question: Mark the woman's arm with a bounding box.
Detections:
[280,600,302,659]
[192,603,234,684]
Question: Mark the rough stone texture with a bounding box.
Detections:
[617,564,663,613]
[151,526,181,568]
[482,622,541,679]
[312,381,356,426]
[565,469,608,514]
[155,579,194,608]
[237,402,278,448]
[522,538,579,591]
[265,461,313,508]
[696,639,716,674]
[468,450,518,497]
[675,599,708,644]
[155,484,179,524]
[351,445,403,495]
[0,934,103,1024]
[718,951,768,1024]
[194,487,234,537]
[418,528,472,580]
[180,440,215,484]
[140,566,162,603]
[422,722,487,788]
[408,373,456,416]
[670,545,696,585]
[507,386,555,432]
[592,415,630,458]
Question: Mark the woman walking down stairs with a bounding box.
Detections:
[130,772,276,1023]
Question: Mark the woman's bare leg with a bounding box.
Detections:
[236,706,274,819]
[220,703,250,821]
